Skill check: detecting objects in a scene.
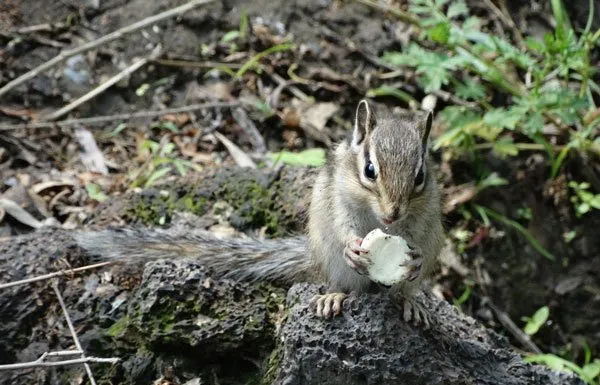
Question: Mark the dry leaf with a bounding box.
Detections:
[300,102,339,131]
[213,132,256,168]
[75,128,108,175]
[0,198,43,228]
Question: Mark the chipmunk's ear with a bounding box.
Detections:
[420,110,433,153]
[352,99,375,147]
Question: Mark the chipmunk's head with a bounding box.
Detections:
[350,99,433,225]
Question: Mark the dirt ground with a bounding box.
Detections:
[1,0,599,383]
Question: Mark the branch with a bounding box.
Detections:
[0,102,240,131]
[42,45,162,121]
[52,280,98,385]
[0,0,218,98]
[0,261,116,290]
[0,356,119,371]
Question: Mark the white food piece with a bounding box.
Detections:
[362,228,412,286]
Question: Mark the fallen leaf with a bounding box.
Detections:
[31,180,76,195]
[443,183,477,213]
[554,276,583,295]
[213,132,256,168]
[300,102,339,131]
[161,113,190,127]
[185,80,233,102]
[0,198,43,228]
[75,128,108,175]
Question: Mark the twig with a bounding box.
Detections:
[0,0,217,98]
[9,22,69,34]
[154,59,242,69]
[487,301,542,354]
[0,102,241,131]
[42,45,162,121]
[353,0,419,26]
[52,280,99,384]
[481,0,525,49]
[0,261,116,290]
[0,356,119,371]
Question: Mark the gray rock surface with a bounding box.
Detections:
[273,283,584,385]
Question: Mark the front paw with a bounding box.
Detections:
[400,245,424,281]
[343,238,371,275]
[310,292,347,318]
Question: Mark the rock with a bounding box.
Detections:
[272,283,584,385]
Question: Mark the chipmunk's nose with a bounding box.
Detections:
[382,207,401,224]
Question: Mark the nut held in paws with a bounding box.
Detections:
[361,228,411,286]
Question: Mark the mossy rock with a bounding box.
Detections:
[87,166,317,237]
[102,260,286,383]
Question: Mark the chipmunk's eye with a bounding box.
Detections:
[364,161,377,180]
[414,167,424,186]
[413,167,425,193]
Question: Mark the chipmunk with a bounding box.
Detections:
[75,99,444,326]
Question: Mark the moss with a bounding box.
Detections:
[122,167,308,237]
[107,316,130,338]
[262,341,284,385]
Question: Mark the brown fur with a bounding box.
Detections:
[308,100,444,298]
[76,99,444,310]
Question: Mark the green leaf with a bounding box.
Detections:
[85,183,108,202]
[455,78,486,100]
[550,145,571,178]
[267,148,326,167]
[153,121,179,133]
[475,205,555,261]
[483,108,522,130]
[523,111,544,134]
[453,284,472,307]
[428,22,451,44]
[563,230,577,243]
[380,51,418,67]
[135,83,150,97]
[172,159,189,176]
[447,1,469,18]
[492,138,519,158]
[525,37,545,53]
[525,354,596,383]
[582,359,600,381]
[221,30,240,43]
[366,86,415,103]
[478,172,508,190]
[108,123,127,137]
[433,106,481,149]
[589,195,600,210]
[523,306,550,335]
[144,167,172,188]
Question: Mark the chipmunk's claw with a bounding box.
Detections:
[344,238,371,275]
[402,297,431,329]
[400,246,424,281]
[310,292,347,318]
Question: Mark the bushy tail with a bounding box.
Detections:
[74,227,310,284]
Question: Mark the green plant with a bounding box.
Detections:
[378,0,599,171]
[569,181,600,216]
[525,354,600,384]
[473,204,555,261]
[520,307,600,384]
[131,137,202,188]
[452,281,473,308]
[267,148,326,167]
[522,305,550,336]
[85,183,108,202]
[219,8,249,52]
